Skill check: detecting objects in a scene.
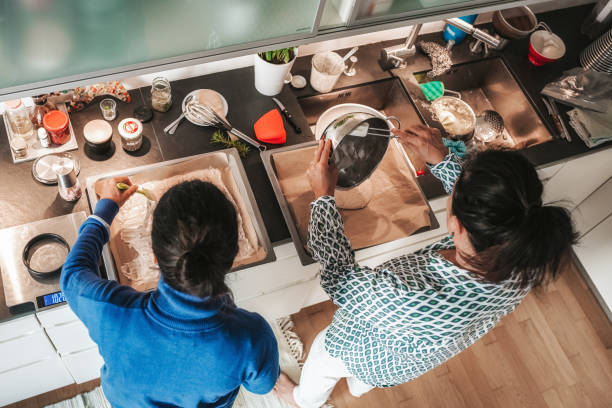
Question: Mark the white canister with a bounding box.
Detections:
[310,52,345,93]
[254,48,297,96]
[118,118,143,151]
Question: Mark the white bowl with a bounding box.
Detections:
[314,103,397,140]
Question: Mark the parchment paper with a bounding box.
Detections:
[273,142,432,251]
[99,153,266,292]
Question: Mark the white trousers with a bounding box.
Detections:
[293,327,375,408]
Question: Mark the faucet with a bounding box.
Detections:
[380,18,502,68]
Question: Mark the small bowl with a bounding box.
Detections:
[430,96,476,141]
[83,119,113,153]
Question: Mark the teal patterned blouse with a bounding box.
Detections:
[308,153,531,387]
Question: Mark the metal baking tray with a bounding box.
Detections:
[85,148,275,285]
[261,140,439,266]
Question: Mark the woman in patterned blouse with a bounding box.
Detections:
[275,125,577,408]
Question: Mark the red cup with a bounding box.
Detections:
[528,30,566,66]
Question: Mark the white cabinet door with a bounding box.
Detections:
[573,214,612,319]
[543,147,612,209]
[62,347,104,384]
[0,314,39,342]
[45,320,97,356]
[0,330,57,372]
[572,178,612,237]
[0,357,73,407]
[36,304,78,327]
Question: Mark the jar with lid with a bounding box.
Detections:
[43,110,71,145]
[30,95,57,129]
[151,77,172,112]
[5,99,35,142]
[54,158,82,202]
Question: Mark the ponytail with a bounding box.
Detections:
[452,150,577,288]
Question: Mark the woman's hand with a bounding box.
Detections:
[307,139,338,199]
[96,177,138,208]
[392,124,448,165]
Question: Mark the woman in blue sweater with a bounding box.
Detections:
[61,179,279,407]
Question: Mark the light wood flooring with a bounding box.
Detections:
[291,260,612,408]
[5,379,100,408]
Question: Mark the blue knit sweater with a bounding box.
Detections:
[61,199,279,408]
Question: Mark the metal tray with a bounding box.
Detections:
[261,140,439,266]
[85,148,275,285]
[2,102,78,164]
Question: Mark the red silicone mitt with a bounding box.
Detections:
[254,109,286,144]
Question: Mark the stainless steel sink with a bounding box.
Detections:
[406,57,553,149]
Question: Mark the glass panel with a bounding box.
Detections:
[320,0,354,29]
[352,0,518,22]
[0,0,321,93]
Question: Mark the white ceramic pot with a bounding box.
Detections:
[254,48,297,96]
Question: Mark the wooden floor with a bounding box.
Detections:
[291,260,612,408]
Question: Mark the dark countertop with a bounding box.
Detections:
[0,4,609,322]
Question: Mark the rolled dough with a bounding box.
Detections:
[335,178,374,210]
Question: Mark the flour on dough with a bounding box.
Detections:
[335,178,374,210]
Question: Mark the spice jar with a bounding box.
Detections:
[54,158,82,201]
[5,99,35,141]
[118,118,143,151]
[37,127,50,148]
[43,110,70,145]
[30,95,56,129]
[151,77,172,112]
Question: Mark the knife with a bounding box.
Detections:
[272,97,302,134]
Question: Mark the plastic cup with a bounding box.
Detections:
[528,30,566,66]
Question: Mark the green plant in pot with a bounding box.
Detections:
[254,47,297,96]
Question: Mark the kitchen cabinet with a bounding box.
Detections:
[0,0,557,100]
[0,315,74,406]
[0,357,74,407]
[542,147,612,209]
[572,178,612,321]
[37,305,104,383]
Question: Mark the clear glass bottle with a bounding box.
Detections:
[151,77,172,112]
[30,95,56,130]
[5,99,34,141]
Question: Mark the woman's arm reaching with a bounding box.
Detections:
[392,124,462,193]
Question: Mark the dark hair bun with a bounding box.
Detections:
[452,150,577,287]
[151,180,238,298]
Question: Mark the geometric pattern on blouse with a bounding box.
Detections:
[308,153,531,387]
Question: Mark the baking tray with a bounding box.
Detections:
[85,148,275,287]
[2,102,78,164]
[261,139,439,266]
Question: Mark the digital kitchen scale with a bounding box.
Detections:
[0,212,87,313]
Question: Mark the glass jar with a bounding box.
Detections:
[5,99,35,141]
[30,95,57,130]
[151,77,172,112]
[43,110,70,145]
[118,118,143,151]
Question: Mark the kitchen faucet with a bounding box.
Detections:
[380,18,502,68]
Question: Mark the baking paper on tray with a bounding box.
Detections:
[273,142,432,251]
[101,153,266,292]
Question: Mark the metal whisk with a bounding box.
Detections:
[189,103,267,152]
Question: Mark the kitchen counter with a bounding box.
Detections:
[0,4,609,322]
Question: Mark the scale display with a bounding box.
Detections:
[36,291,66,308]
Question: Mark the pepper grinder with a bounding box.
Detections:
[55,159,82,201]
